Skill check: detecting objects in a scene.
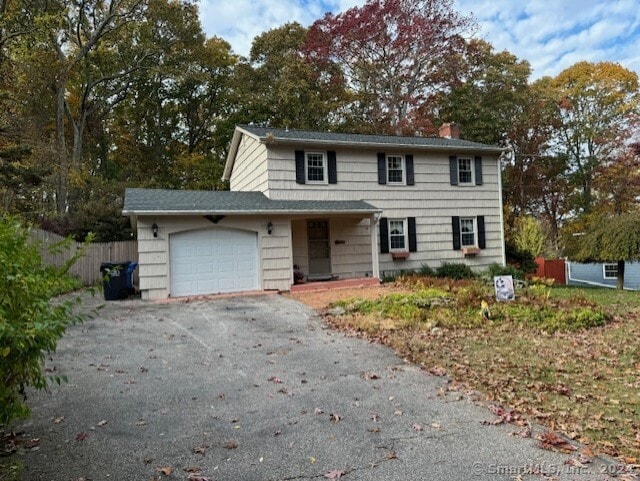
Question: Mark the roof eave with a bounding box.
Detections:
[261,137,504,154]
[122,208,382,216]
[222,126,261,181]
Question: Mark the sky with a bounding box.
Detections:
[199,0,640,80]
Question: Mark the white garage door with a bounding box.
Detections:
[169,228,259,297]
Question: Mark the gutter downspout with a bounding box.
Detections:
[497,149,507,266]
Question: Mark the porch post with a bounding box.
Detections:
[370,214,380,280]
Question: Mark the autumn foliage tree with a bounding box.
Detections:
[551,61,640,214]
[303,0,473,135]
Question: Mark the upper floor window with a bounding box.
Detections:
[387,155,405,184]
[449,155,483,186]
[603,263,618,279]
[295,150,337,185]
[458,157,473,184]
[377,152,414,185]
[306,152,327,183]
[388,219,407,251]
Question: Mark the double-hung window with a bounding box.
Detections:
[460,217,476,247]
[306,152,326,183]
[388,219,407,251]
[387,155,405,184]
[603,263,618,279]
[458,157,473,184]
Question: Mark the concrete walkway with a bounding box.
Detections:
[11,293,624,480]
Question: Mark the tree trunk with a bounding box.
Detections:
[55,81,68,215]
[617,260,625,290]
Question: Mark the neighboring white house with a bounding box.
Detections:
[123,124,506,300]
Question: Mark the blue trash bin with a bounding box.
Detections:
[101,261,137,300]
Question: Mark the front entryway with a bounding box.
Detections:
[307,219,331,277]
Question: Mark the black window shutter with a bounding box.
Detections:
[408,217,417,252]
[449,155,458,185]
[452,216,461,250]
[377,152,387,184]
[328,150,337,184]
[379,217,389,253]
[477,215,486,249]
[406,154,414,185]
[295,150,305,184]
[475,156,483,185]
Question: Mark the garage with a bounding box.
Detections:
[169,228,259,297]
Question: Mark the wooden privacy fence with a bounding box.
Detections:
[29,228,139,286]
[535,257,566,285]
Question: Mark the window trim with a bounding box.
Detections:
[458,157,474,185]
[459,217,476,247]
[386,154,405,185]
[603,263,618,279]
[388,218,408,252]
[305,151,327,184]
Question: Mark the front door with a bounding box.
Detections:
[307,220,331,276]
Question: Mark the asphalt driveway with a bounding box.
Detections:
[11,293,623,480]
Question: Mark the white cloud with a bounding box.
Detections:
[199,0,364,57]
[199,0,640,79]
[454,0,640,79]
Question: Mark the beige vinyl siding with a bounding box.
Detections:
[229,134,269,193]
[261,220,293,289]
[291,219,309,276]
[266,146,503,273]
[136,216,292,300]
[329,217,374,279]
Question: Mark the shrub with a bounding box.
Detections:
[0,217,88,425]
[418,263,435,277]
[486,263,525,280]
[436,262,476,280]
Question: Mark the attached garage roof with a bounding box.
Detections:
[122,188,381,216]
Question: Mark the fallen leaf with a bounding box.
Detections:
[24,438,41,448]
[310,457,316,464]
[330,413,342,422]
[187,476,211,481]
[183,467,201,473]
[538,431,577,453]
[314,407,324,415]
[97,420,107,427]
[53,416,65,424]
[324,469,345,479]
[224,440,238,450]
[192,444,208,455]
[412,423,423,432]
[385,450,398,460]
[428,366,447,376]
[135,420,147,426]
[75,432,88,442]
[268,376,282,384]
[157,466,172,476]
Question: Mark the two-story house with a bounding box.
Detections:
[123,124,506,300]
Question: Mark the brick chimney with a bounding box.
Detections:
[439,123,460,139]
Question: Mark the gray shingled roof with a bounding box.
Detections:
[238,124,502,152]
[122,188,380,215]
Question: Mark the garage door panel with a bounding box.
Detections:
[170,228,259,297]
